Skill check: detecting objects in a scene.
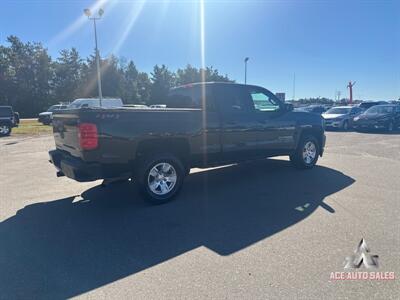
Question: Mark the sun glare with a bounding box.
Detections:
[200,0,206,77]
[111,1,147,54]
[47,0,115,47]
[199,0,208,165]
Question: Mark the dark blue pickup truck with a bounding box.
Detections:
[49,82,325,204]
[0,106,19,136]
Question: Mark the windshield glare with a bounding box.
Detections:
[47,105,58,112]
[325,107,351,114]
[299,107,313,112]
[68,103,81,109]
[68,100,91,109]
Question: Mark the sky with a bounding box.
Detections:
[1,0,399,100]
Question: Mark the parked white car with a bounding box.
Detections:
[322,106,363,130]
[68,98,123,109]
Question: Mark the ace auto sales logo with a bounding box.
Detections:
[344,238,379,269]
[330,239,396,281]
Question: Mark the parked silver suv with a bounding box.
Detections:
[322,106,363,130]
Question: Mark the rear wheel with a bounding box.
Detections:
[342,120,349,131]
[136,153,185,204]
[387,121,394,132]
[0,125,11,136]
[290,135,319,169]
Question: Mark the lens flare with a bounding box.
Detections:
[111,1,146,54]
[82,57,111,97]
[199,0,208,165]
[200,0,206,78]
[47,0,114,47]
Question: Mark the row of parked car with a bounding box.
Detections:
[38,98,124,125]
[2,98,398,138]
[0,98,124,136]
[38,98,169,125]
[37,99,400,133]
[295,101,400,132]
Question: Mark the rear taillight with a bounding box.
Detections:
[78,123,98,150]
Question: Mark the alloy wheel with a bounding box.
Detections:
[147,162,177,195]
[302,141,317,165]
[0,125,10,135]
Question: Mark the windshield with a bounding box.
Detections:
[68,102,82,109]
[47,105,59,112]
[68,100,94,109]
[325,107,351,114]
[365,106,394,114]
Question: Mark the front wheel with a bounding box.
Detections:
[137,153,186,205]
[0,125,11,136]
[290,135,320,169]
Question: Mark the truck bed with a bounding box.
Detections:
[52,107,204,163]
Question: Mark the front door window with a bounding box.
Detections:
[249,90,280,112]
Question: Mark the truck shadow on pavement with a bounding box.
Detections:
[0,159,354,299]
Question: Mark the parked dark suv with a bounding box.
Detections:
[0,106,19,136]
[38,104,68,125]
[353,105,400,132]
[358,101,388,111]
[294,105,329,115]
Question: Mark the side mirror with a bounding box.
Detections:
[14,112,20,124]
[284,103,294,112]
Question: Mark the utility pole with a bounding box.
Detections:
[84,8,104,107]
[292,73,296,101]
[335,90,341,102]
[347,81,356,105]
[244,57,249,84]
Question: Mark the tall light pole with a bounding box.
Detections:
[244,57,249,84]
[84,8,104,107]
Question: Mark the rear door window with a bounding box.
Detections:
[167,85,215,110]
[215,85,253,114]
[351,107,362,114]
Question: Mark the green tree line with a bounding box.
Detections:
[0,36,233,117]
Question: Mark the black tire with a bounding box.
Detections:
[290,134,320,169]
[342,120,349,131]
[136,153,186,205]
[387,121,394,132]
[0,125,11,137]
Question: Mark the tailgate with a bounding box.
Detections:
[52,111,82,158]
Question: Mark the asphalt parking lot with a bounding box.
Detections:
[0,131,399,299]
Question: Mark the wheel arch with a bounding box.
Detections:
[135,138,191,169]
[298,127,324,156]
